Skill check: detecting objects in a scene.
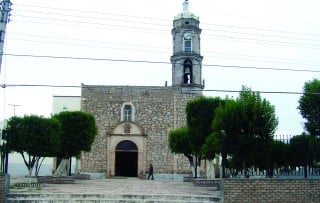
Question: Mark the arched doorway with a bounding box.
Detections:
[115,140,138,177]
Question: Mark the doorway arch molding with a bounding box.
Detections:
[106,122,147,177]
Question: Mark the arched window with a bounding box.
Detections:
[121,103,135,121]
[184,38,192,52]
[183,59,193,84]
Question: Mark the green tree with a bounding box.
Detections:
[6,115,61,176]
[212,99,243,177]
[289,133,316,178]
[298,79,320,136]
[237,86,278,174]
[201,132,220,161]
[53,111,97,158]
[186,96,222,178]
[262,140,289,177]
[168,127,193,166]
[212,87,278,176]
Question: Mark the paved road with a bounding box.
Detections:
[9,177,221,198]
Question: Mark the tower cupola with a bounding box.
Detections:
[171,0,204,91]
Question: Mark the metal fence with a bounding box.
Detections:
[224,134,320,178]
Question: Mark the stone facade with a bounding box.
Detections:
[80,1,204,179]
[80,85,201,178]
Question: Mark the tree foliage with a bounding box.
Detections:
[212,99,242,170]
[201,132,220,160]
[290,133,313,166]
[53,111,97,158]
[186,96,223,177]
[6,115,61,176]
[211,86,278,174]
[168,126,193,165]
[238,87,278,169]
[168,97,222,177]
[186,96,222,154]
[298,78,320,136]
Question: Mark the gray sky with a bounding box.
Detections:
[1,0,320,136]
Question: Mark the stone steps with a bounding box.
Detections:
[6,193,222,203]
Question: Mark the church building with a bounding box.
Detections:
[80,0,205,179]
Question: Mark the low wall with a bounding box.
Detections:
[0,176,5,203]
[193,179,220,189]
[37,176,74,184]
[224,178,320,203]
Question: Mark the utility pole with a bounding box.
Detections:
[0,0,11,75]
[8,104,21,116]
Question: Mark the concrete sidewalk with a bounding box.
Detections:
[9,177,220,197]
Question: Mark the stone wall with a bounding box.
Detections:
[224,178,320,203]
[0,175,5,203]
[80,85,201,176]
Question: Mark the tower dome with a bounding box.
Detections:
[171,0,204,91]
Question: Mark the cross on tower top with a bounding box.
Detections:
[183,0,189,12]
[175,0,198,20]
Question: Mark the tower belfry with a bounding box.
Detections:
[171,0,204,91]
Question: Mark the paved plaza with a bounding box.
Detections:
[9,177,221,197]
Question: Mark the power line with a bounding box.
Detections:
[205,53,320,67]
[8,32,169,50]
[7,35,320,67]
[204,63,320,73]
[204,28,320,43]
[206,51,319,64]
[2,83,320,96]
[13,3,170,22]
[4,53,171,64]
[1,84,81,88]
[204,34,320,49]
[13,8,170,28]
[7,37,170,54]
[12,14,168,32]
[6,28,320,67]
[10,16,320,50]
[188,89,306,95]
[202,23,320,38]
[13,2,320,38]
[8,4,320,51]
[11,11,320,43]
[13,8,320,42]
[4,53,320,73]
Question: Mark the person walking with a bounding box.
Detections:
[147,164,154,180]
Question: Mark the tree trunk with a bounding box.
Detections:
[74,158,81,174]
[53,159,69,176]
[194,153,198,178]
[206,160,215,180]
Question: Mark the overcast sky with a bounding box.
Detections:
[1,0,320,136]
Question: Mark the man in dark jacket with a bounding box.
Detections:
[147,164,154,180]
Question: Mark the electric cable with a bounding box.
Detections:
[3,53,320,73]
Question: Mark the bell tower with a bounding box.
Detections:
[171,0,204,91]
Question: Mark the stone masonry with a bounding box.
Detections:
[80,85,201,178]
